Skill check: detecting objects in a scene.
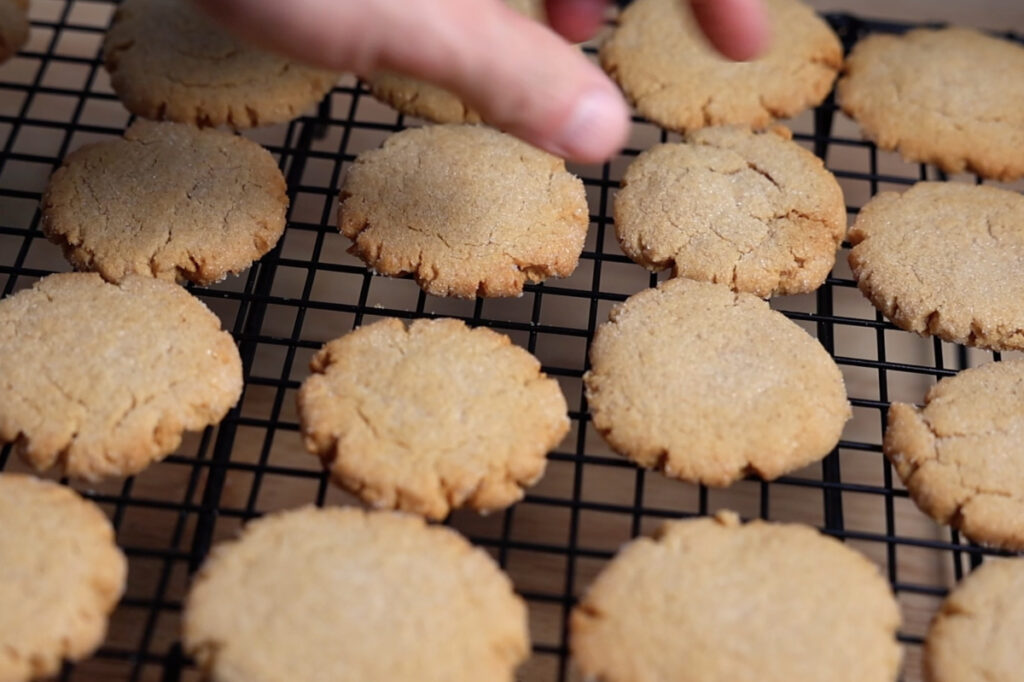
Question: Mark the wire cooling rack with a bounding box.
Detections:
[2,2,1023,680]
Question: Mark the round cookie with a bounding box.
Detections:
[0,273,243,480]
[298,317,569,520]
[885,359,1024,551]
[614,126,846,297]
[338,124,589,298]
[0,474,127,682]
[838,28,1024,181]
[102,0,338,127]
[848,182,1024,351]
[924,559,1024,682]
[184,506,529,682]
[584,278,850,486]
[42,120,288,285]
[571,511,902,682]
[0,0,28,65]
[600,0,841,132]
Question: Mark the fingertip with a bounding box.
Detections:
[690,0,770,62]
[545,0,609,43]
[542,85,631,163]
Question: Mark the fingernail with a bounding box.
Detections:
[549,87,629,163]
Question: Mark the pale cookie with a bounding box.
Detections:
[338,124,589,298]
[848,182,1024,351]
[102,0,338,127]
[366,0,544,123]
[924,559,1024,682]
[838,28,1024,181]
[0,0,28,65]
[298,317,568,520]
[0,474,127,682]
[42,120,288,285]
[885,359,1024,551]
[600,0,841,132]
[615,126,846,297]
[584,278,850,486]
[0,273,243,480]
[184,506,529,682]
[571,511,902,682]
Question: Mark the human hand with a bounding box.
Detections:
[192,0,768,163]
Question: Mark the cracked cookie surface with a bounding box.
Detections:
[298,317,569,520]
[0,273,243,480]
[571,511,902,682]
[600,0,841,132]
[614,126,846,297]
[924,558,1024,682]
[184,506,529,682]
[338,124,589,298]
[848,182,1024,351]
[102,0,338,127]
[584,278,850,487]
[42,120,288,285]
[0,0,28,65]
[838,28,1024,181]
[0,474,127,682]
[885,359,1024,551]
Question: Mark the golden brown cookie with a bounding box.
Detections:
[584,278,850,486]
[924,558,1024,682]
[0,474,127,682]
[184,506,529,682]
[614,126,846,297]
[838,28,1024,181]
[0,0,28,65]
[298,317,568,520]
[338,124,589,298]
[848,182,1024,351]
[102,0,339,127]
[42,120,288,285]
[885,359,1024,551]
[0,273,243,480]
[600,0,841,132]
[571,511,902,682]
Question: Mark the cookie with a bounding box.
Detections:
[571,511,902,682]
[0,474,127,682]
[42,120,288,285]
[584,278,850,486]
[184,505,529,682]
[102,0,338,127]
[848,182,1024,351]
[0,0,28,65]
[338,124,589,298]
[298,317,568,520]
[838,28,1024,181]
[885,359,1024,551]
[365,0,545,123]
[0,273,243,480]
[600,0,841,132]
[614,125,846,297]
[924,559,1024,682]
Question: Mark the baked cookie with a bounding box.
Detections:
[338,124,589,298]
[102,0,338,127]
[0,0,28,65]
[184,506,529,682]
[838,28,1024,181]
[298,318,568,520]
[924,559,1024,682]
[885,359,1024,551]
[366,0,545,123]
[0,273,243,480]
[571,511,902,682]
[600,0,841,132]
[615,126,846,297]
[584,278,850,486]
[42,120,288,285]
[0,474,127,682]
[848,182,1024,351]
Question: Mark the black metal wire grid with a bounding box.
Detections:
[1,2,1022,680]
